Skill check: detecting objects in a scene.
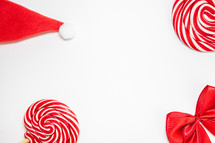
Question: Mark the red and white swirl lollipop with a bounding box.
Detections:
[172,0,215,52]
[21,99,79,143]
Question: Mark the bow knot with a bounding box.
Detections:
[194,116,201,123]
[166,85,215,143]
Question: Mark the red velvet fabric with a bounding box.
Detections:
[0,0,63,42]
[166,85,215,143]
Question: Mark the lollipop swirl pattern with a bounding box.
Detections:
[173,0,215,52]
[24,99,79,143]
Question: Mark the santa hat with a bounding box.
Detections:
[0,0,75,43]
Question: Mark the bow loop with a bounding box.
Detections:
[166,85,215,143]
[195,85,215,116]
[166,112,196,143]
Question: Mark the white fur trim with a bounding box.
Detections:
[59,23,76,40]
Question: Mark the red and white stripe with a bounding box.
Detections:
[172,0,215,52]
[24,99,79,143]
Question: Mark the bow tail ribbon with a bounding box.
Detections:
[166,85,215,143]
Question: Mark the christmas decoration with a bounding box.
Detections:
[0,0,75,43]
[172,0,215,52]
[22,99,79,143]
[166,85,215,143]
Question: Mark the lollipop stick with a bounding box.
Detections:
[20,139,29,143]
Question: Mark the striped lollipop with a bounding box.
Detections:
[172,0,215,52]
[23,99,79,143]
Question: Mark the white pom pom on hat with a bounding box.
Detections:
[59,23,76,40]
[0,0,76,43]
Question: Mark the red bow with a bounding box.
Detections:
[166,85,215,143]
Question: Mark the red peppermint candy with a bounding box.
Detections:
[24,99,79,143]
[172,0,215,52]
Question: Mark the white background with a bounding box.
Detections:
[1,0,215,142]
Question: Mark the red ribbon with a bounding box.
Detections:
[166,85,215,143]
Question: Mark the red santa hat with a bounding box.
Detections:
[0,0,75,43]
